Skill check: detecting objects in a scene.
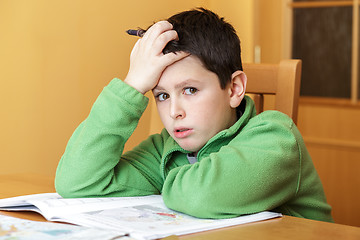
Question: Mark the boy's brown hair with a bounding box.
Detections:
[163,8,242,89]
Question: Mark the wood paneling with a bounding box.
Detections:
[297,97,360,227]
[306,144,360,226]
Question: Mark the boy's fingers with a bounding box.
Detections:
[142,21,173,41]
[162,51,190,65]
[153,30,178,52]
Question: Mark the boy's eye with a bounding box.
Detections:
[156,93,170,101]
[183,87,198,95]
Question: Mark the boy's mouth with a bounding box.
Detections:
[174,128,193,138]
[176,129,189,132]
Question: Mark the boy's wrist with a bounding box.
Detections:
[124,77,148,95]
[124,73,151,95]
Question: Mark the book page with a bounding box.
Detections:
[0,193,61,207]
[27,195,163,220]
[0,193,163,221]
[61,201,281,240]
[0,193,281,240]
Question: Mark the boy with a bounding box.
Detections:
[55,8,333,222]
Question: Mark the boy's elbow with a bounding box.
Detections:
[55,176,80,198]
[55,180,70,198]
[55,165,87,198]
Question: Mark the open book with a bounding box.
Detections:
[0,193,281,240]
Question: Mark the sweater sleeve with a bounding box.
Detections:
[55,78,164,197]
[162,111,301,219]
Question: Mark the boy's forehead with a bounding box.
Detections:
[158,58,206,83]
[162,55,208,76]
[154,57,221,92]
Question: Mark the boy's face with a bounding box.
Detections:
[152,55,238,153]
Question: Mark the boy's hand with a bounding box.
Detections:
[124,21,189,94]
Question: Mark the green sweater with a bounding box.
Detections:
[55,78,333,222]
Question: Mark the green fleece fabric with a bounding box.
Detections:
[55,78,333,222]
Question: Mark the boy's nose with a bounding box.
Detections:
[170,99,185,119]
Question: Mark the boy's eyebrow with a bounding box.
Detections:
[153,85,165,92]
[153,79,201,92]
[174,79,200,89]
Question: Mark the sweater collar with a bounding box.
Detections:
[219,95,257,137]
[197,95,256,156]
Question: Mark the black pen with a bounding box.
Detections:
[126,29,146,37]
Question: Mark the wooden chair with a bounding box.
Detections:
[243,59,302,124]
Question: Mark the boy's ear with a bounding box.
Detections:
[228,70,247,108]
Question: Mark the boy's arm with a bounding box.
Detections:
[56,21,188,197]
[55,79,163,197]
[161,112,304,218]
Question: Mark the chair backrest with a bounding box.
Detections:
[243,59,302,124]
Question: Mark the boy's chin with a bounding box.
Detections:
[176,141,203,153]
[168,131,207,153]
